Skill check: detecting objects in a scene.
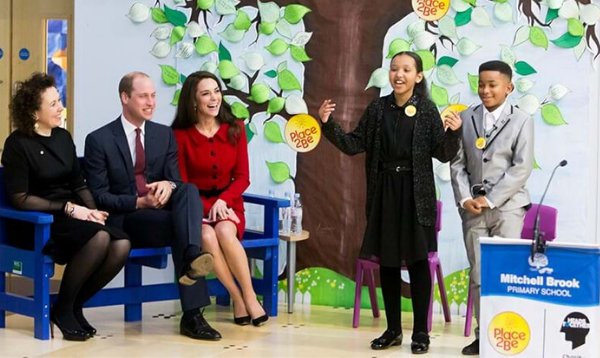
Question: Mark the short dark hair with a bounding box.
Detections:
[9,73,56,137]
[118,71,150,98]
[479,60,512,80]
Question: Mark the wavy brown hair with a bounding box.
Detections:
[171,71,242,145]
[10,73,56,137]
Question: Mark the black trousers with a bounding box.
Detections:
[107,183,209,311]
[380,259,431,337]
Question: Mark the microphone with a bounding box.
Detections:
[531,160,567,261]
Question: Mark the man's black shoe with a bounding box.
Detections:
[462,339,479,355]
[180,310,221,341]
[179,252,214,286]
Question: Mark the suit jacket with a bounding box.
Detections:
[84,117,183,213]
[322,95,461,227]
[450,103,534,211]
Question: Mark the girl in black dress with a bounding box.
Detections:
[319,52,462,354]
[2,73,130,341]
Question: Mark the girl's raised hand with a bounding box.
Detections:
[318,99,336,123]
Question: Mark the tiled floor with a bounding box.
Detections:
[0,301,476,357]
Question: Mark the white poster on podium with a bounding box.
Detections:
[480,237,600,357]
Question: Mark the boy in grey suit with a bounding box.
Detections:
[448,61,534,355]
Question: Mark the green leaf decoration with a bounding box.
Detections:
[267,97,286,115]
[200,61,218,73]
[276,19,292,39]
[416,50,435,71]
[290,45,312,62]
[436,65,461,86]
[529,26,548,50]
[218,60,239,79]
[197,0,215,10]
[265,38,289,56]
[568,18,585,37]
[219,42,232,61]
[195,35,218,55]
[283,4,311,25]
[151,8,169,23]
[515,78,535,93]
[500,45,517,66]
[234,10,252,31]
[493,2,513,23]
[231,102,250,119]
[455,8,473,27]
[160,65,179,86]
[264,121,285,142]
[164,5,187,27]
[365,68,388,90]
[248,83,270,104]
[245,122,256,143]
[259,21,277,35]
[541,104,568,125]
[277,61,288,73]
[258,0,280,23]
[171,89,181,106]
[551,32,583,49]
[457,37,481,56]
[545,8,559,23]
[266,161,291,183]
[215,0,237,15]
[278,69,302,91]
[514,61,537,76]
[437,56,459,67]
[533,158,541,170]
[513,26,531,46]
[265,70,278,78]
[228,73,248,91]
[170,26,186,45]
[180,73,187,84]
[438,16,458,39]
[386,38,411,59]
[430,82,449,107]
[467,73,479,94]
[219,23,246,43]
[464,0,477,6]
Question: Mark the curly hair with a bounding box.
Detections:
[10,73,56,136]
[171,71,242,145]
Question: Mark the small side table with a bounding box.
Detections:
[279,230,310,313]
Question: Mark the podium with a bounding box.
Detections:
[480,237,599,357]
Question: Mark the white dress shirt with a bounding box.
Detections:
[120,114,146,165]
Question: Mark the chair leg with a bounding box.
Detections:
[365,267,379,318]
[352,260,364,328]
[436,262,451,323]
[124,263,142,322]
[464,281,473,337]
[0,273,5,329]
[261,247,279,317]
[33,263,52,340]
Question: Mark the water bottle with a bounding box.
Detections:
[282,192,292,234]
[291,193,303,235]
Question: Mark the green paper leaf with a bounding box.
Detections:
[200,61,218,73]
[437,56,459,67]
[267,97,285,115]
[259,21,276,35]
[464,0,477,6]
[164,5,187,27]
[215,0,237,15]
[170,26,186,45]
[231,102,250,119]
[219,23,246,43]
[160,65,179,86]
[258,1,280,23]
[514,61,537,76]
[436,65,461,86]
[245,122,256,143]
[234,10,252,31]
[545,8,559,23]
[365,68,389,90]
[265,70,278,78]
[541,104,568,125]
[218,60,239,79]
[219,42,232,61]
[266,161,291,183]
[467,73,479,94]
[228,73,248,91]
[455,8,473,27]
[276,19,292,39]
[278,69,302,91]
[197,0,215,10]
[195,35,218,55]
[568,18,585,37]
[151,8,169,23]
[533,158,541,170]
[529,26,548,50]
[283,4,311,25]
[265,38,289,56]
[290,45,312,62]
[171,88,181,106]
[386,38,411,59]
[430,82,449,107]
[264,121,285,142]
[248,83,270,104]
[416,50,435,71]
[551,32,583,49]
[180,73,187,84]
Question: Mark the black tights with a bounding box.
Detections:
[380,259,431,341]
[53,231,131,330]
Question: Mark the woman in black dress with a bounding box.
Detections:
[319,52,462,354]
[2,73,130,341]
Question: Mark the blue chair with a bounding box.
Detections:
[0,166,288,339]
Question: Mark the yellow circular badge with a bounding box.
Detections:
[475,137,486,150]
[412,0,450,21]
[488,312,531,355]
[405,105,417,117]
[284,114,321,153]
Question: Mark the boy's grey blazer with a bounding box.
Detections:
[450,103,534,211]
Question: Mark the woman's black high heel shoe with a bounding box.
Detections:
[50,310,89,341]
[234,315,251,326]
[370,330,403,350]
[74,307,97,336]
[251,314,269,327]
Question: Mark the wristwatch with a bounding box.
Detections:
[168,181,177,190]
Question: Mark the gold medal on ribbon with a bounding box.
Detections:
[405,105,417,117]
[475,137,486,150]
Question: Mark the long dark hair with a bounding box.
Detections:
[171,71,242,144]
[390,51,429,100]
[10,73,56,137]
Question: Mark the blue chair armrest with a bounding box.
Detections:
[0,207,54,225]
[242,193,290,208]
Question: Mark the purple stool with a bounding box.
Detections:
[352,201,452,331]
[463,203,558,336]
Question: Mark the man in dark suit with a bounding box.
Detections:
[84,72,221,341]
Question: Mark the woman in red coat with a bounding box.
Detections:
[172,71,267,326]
